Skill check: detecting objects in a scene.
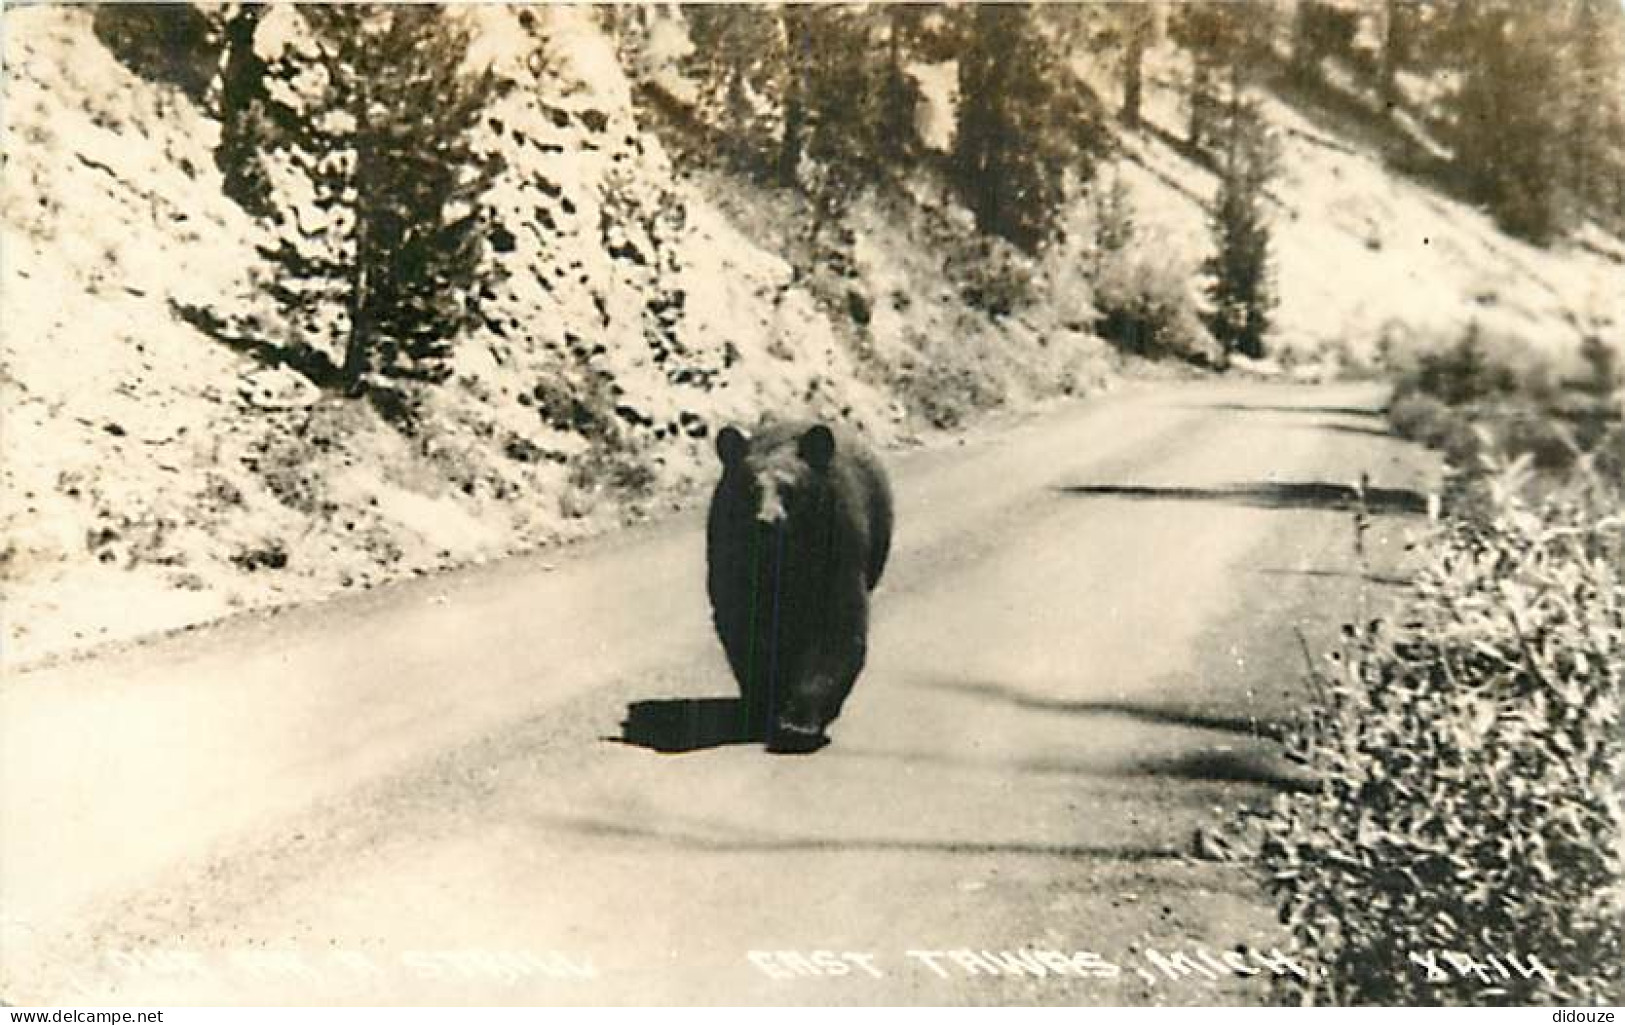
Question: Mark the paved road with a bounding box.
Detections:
[1,380,1433,1005]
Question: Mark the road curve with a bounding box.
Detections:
[1,380,1434,1005]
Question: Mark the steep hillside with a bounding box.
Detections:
[2,5,1619,667]
[0,5,1112,665]
[1139,96,1620,365]
[4,7,280,662]
[1081,36,1623,370]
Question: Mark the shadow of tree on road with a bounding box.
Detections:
[1053,480,1428,515]
[611,697,762,753]
[535,812,1186,861]
[914,681,1319,793]
[1309,420,1399,440]
[1188,401,1387,418]
[1256,566,1409,587]
[929,679,1288,741]
[1134,749,1318,793]
[830,742,1319,794]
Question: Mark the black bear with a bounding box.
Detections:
[706,420,893,753]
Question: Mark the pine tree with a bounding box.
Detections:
[779,5,811,189]
[220,5,504,391]
[1447,2,1565,242]
[681,6,789,179]
[1567,0,1625,220]
[1170,2,1225,149]
[1378,0,1416,110]
[1170,2,1272,153]
[796,7,921,208]
[91,2,219,104]
[953,3,1108,253]
[682,4,922,212]
[1089,168,1135,283]
[1107,2,1155,129]
[1291,1,1360,83]
[1204,94,1277,363]
[212,3,274,218]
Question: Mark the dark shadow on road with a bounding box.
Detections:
[1189,401,1387,418]
[537,813,1185,861]
[1257,566,1410,587]
[1311,420,1398,439]
[928,679,1287,741]
[831,743,1318,794]
[1053,480,1428,515]
[1131,749,1319,793]
[611,698,762,753]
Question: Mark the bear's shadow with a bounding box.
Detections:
[612,697,764,753]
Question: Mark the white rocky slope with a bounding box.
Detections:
[2,6,1619,666]
[0,5,1104,665]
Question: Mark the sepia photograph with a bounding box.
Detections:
[1,0,1622,1009]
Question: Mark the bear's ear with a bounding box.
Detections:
[798,424,836,471]
[717,426,748,467]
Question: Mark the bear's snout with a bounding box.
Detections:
[772,677,842,749]
[755,502,786,525]
[767,721,830,755]
[753,472,789,524]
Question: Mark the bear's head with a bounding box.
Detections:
[715,423,836,528]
